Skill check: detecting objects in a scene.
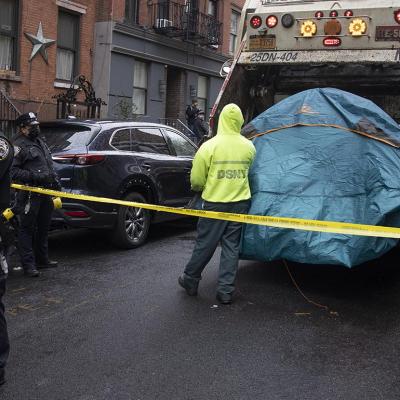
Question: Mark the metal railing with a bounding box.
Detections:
[150,2,222,45]
[0,90,21,138]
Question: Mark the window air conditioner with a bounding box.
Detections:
[156,19,173,28]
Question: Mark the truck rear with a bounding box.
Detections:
[210,0,400,129]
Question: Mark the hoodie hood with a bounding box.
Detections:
[217,103,244,136]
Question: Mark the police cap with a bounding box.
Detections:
[15,112,39,127]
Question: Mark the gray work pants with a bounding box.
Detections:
[183,199,250,295]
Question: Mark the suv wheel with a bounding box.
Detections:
[111,192,151,249]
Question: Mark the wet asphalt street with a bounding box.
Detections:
[1,219,400,400]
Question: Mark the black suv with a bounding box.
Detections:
[40,120,197,248]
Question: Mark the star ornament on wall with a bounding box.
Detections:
[24,22,56,63]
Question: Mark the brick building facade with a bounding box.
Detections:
[0,0,96,123]
[0,0,245,129]
[93,0,245,123]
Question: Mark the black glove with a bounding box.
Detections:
[30,171,52,185]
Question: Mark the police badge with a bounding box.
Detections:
[0,138,10,161]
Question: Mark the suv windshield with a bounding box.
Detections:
[41,125,97,152]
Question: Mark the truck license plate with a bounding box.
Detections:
[249,36,276,50]
[375,26,400,41]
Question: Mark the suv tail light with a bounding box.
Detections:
[52,154,106,165]
[64,210,89,218]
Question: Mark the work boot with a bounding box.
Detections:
[0,368,5,386]
[216,292,233,305]
[24,268,40,277]
[36,260,58,269]
[178,276,198,296]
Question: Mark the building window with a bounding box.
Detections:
[0,0,18,71]
[56,10,80,81]
[207,0,217,17]
[229,10,240,55]
[132,60,147,115]
[197,75,208,115]
[125,0,139,24]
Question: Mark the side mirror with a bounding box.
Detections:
[219,59,233,77]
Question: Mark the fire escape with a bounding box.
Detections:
[150,1,222,46]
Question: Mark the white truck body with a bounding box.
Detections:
[210,0,400,129]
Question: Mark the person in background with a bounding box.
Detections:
[193,110,209,144]
[185,99,199,133]
[178,103,256,305]
[0,131,13,386]
[11,113,60,278]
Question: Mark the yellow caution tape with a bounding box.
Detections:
[10,183,400,239]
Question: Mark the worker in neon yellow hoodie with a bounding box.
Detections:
[178,103,256,305]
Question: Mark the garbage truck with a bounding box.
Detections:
[210,0,400,130]
[207,0,400,267]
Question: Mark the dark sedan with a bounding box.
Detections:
[40,120,197,248]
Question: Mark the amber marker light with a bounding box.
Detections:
[349,18,367,36]
[301,20,317,37]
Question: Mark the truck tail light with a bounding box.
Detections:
[394,10,400,24]
[266,15,278,28]
[315,11,324,19]
[323,37,341,46]
[344,10,353,18]
[281,14,294,28]
[329,10,338,18]
[52,154,106,165]
[250,16,262,29]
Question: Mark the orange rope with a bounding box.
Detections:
[283,259,329,311]
[249,123,400,148]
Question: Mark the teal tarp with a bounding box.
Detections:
[240,88,400,267]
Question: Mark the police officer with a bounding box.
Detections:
[11,112,60,277]
[0,131,12,386]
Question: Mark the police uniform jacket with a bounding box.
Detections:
[0,135,13,209]
[11,134,59,189]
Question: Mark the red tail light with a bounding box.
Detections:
[344,10,353,18]
[315,11,324,19]
[329,10,338,18]
[64,211,89,218]
[395,10,400,24]
[266,15,278,28]
[52,154,106,165]
[250,16,262,29]
[323,37,341,46]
